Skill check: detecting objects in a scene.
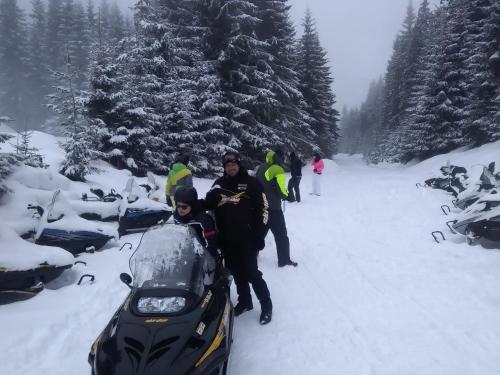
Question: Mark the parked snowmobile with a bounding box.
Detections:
[118,178,172,237]
[0,226,74,304]
[454,162,500,210]
[89,224,234,375]
[71,188,123,222]
[28,190,117,255]
[451,188,500,245]
[424,162,468,197]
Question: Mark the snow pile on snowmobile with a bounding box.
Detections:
[27,190,117,255]
[89,224,233,375]
[0,226,74,304]
[118,176,172,236]
[69,188,123,222]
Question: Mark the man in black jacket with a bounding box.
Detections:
[288,152,303,203]
[204,151,273,325]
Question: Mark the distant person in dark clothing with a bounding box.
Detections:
[173,186,220,286]
[204,151,273,325]
[256,148,298,268]
[288,152,303,203]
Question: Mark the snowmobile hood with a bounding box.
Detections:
[91,287,232,375]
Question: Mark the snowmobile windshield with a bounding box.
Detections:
[129,224,205,297]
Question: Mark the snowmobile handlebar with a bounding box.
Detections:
[27,204,44,217]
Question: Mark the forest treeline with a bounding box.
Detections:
[340,0,500,163]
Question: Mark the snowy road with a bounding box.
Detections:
[2,154,500,375]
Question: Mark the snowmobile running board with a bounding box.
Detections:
[441,205,451,215]
[446,221,458,234]
[78,274,95,285]
[431,231,446,243]
[119,243,133,252]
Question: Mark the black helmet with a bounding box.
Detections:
[176,153,190,165]
[222,151,241,166]
[174,186,198,205]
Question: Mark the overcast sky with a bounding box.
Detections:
[19,0,439,110]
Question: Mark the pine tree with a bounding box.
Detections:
[108,1,125,42]
[46,0,63,70]
[25,0,50,126]
[47,52,98,181]
[0,0,29,123]
[253,0,316,156]
[296,8,339,157]
[370,2,416,162]
[461,0,500,145]
[12,127,46,168]
[397,3,445,162]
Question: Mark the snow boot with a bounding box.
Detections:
[278,260,298,268]
[234,302,253,317]
[259,299,273,325]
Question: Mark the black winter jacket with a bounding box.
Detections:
[204,168,269,246]
[290,155,303,177]
[173,201,218,257]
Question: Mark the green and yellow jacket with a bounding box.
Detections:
[256,150,288,210]
[166,163,193,204]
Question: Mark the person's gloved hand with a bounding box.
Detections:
[254,237,265,251]
[166,196,173,207]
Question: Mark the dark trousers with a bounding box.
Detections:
[288,176,301,202]
[267,209,291,265]
[222,242,270,306]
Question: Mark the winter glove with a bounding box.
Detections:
[254,237,265,251]
[166,196,173,207]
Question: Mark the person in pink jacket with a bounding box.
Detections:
[311,153,324,196]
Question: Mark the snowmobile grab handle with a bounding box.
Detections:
[119,243,133,252]
[431,231,446,243]
[77,274,95,285]
[441,205,451,215]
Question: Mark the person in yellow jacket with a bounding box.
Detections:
[256,148,298,268]
[165,154,193,207]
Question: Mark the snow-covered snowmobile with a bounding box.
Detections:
[72,188,123,222]
[451,188,500,245]
[28,190,117,255]
[118,177,172,237]
[454,162,500,210]
[424,162,468,197]
[0,226,74,304]
[88,224,234,375]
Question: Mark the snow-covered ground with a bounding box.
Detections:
[1,132,500,375]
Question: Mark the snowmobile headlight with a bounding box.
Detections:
[137,296,186,314]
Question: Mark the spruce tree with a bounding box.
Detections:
[461,0,500,145]
[253,0,316,156]
[296,8,339,157]
[47,52,98,181]
[0,0,29,124]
